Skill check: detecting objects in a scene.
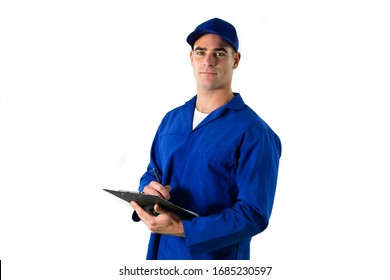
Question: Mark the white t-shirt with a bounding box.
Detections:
[192,108,209,129]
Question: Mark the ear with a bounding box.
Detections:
[233,52,241,69]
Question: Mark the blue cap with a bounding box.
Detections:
[186,18,239,52]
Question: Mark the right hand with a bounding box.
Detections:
[142,181,171,200]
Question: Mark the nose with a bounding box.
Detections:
[203,53,216,66]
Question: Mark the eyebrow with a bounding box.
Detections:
[193,47,229,53]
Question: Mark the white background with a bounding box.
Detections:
[1,0,389,279]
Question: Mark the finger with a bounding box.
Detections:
[154,204,165,214]
[131,201,155,226]
[130,201,149,216]
[154,204,181,224]
[144,182,171,200]
[130,201,143,213]
[143,184,166,199]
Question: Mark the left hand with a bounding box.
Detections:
[131,201,185,237]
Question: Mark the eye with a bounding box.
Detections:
[215,51,226,57]
[195,51,206,56]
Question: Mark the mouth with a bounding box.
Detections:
[199,67,217,75]
[200,71,217,75]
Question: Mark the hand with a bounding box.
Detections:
[142,181,171,200]
[130,201,185,237]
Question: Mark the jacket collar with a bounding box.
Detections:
[185,93,245,130]
[186,92,245,112]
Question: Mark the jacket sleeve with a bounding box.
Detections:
[182,128,282,256]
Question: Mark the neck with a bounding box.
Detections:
[195,89,234,114]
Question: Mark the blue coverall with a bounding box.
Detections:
[134,93,281,260]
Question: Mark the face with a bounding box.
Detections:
[190,34,240,92]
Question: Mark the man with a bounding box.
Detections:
[131,17,282,260]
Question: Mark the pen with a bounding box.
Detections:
[153,168,161,184]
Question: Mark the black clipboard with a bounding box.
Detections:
[103,189,199,220]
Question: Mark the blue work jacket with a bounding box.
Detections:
[134,93,281,260]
